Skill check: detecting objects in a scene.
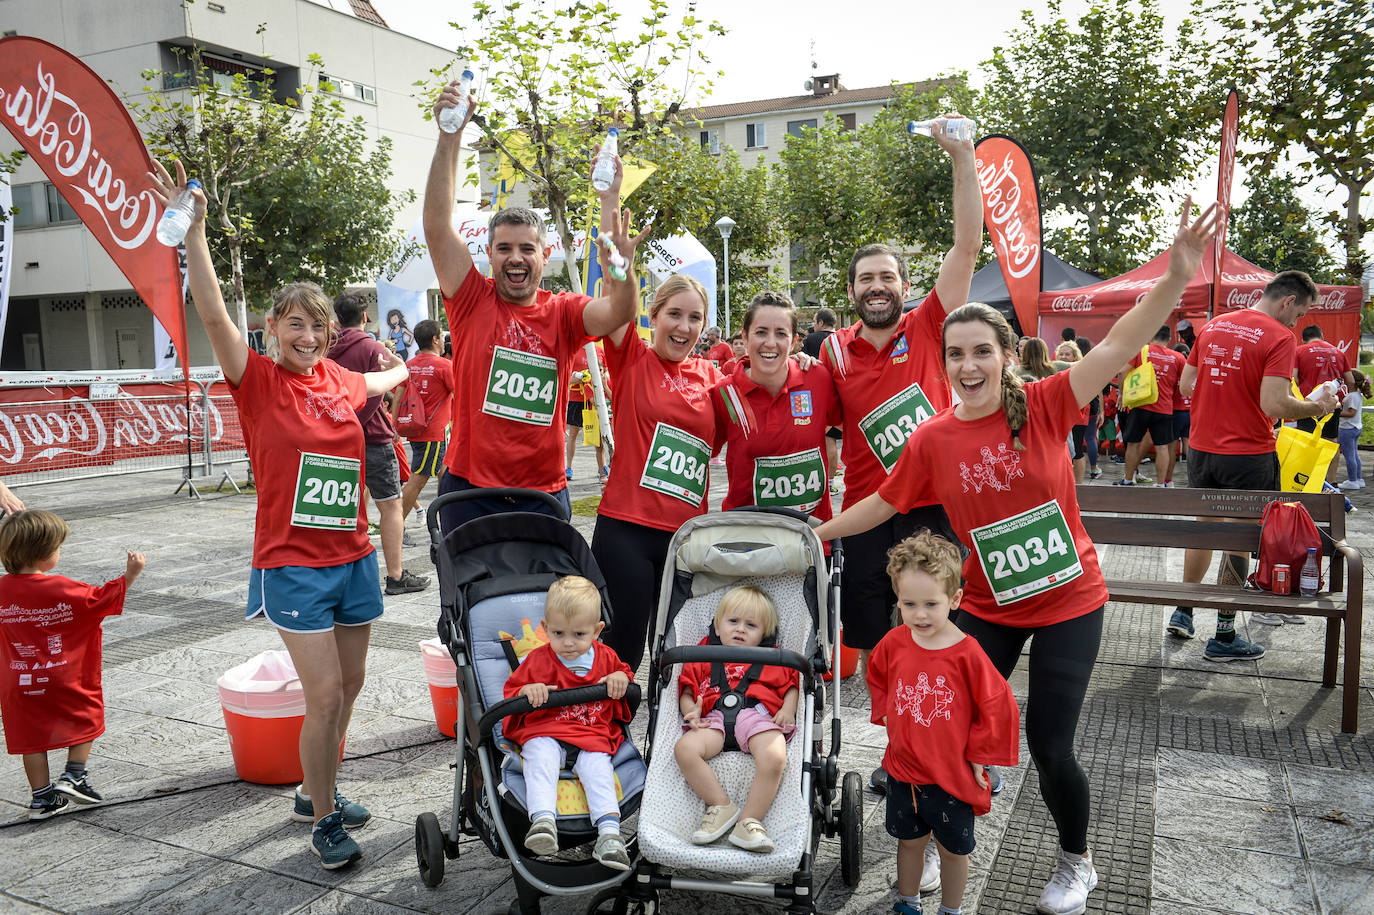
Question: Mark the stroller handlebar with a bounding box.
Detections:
[477,682,643,744]
[656,645,813,686]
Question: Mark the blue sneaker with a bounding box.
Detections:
[1166,609,1195,639]
[1204,635,1266,662]
[311,811,362,869]
[893,900,923,915]
[987,765,1003,795]
[1112,479,1135,486]
[292,787,371,829]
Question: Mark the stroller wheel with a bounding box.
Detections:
[415,811,446,887]
[840,770,864,888]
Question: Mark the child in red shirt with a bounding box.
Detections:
[868,533,1019,915]
[675,585,800,855]
[503,575,633,870]
[0,510,146,820]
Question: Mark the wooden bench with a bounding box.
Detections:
[1075,486,1364,733]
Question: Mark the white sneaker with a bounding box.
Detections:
[1036,849,1098,915]
[1251,612,1286,626]
[691,802,740,844]
[1339,479,1364,490]
[920,840,941,893]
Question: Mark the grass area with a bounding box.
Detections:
[1361,364,1373,447]
[570,495,602,516]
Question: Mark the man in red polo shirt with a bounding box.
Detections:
[819,115,982,816]
[423,82,642,532]
[1172,271,1339,658]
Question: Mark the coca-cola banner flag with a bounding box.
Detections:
[1212,89,1239,311]
[0,172,11,351]
[975,136,1043,337]
[0,37,190,375]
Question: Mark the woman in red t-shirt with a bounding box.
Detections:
[593,275,725,672]
[152,161,410,870]
[815,200,1216,915]
[712,291,840,525]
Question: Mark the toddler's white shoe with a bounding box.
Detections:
[691,802,740,844]
[728,817,775,853]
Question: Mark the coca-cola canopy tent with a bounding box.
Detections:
[1036,242,1363,361]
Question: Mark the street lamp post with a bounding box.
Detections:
[715,216,736,336]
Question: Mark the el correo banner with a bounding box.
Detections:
[0,36,191,375]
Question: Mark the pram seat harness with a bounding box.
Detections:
[703,624,778,752]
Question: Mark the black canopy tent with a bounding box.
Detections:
[905,252,1100,337]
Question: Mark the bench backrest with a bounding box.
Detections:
[1075,487,1348,589]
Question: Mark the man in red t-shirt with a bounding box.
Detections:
[1172,271,1340,659]
[704,326,733,365]
[1293,324,1354,445]
[1118,325,1185,486]
[423,83,642,533]
[396,319,455,521]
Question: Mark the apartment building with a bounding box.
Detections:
[1,0,466,371]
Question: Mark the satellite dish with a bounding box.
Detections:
[804,78,813,90]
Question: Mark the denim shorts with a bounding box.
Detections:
[247,552,384,633]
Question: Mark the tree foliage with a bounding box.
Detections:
[1208,0,1373,285]
[1229,172,1339,283]
[134,48,409,335]
[980,0,1216,276]
[433,0,724,293]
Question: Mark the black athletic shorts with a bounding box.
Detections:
[1187,448,1280,491]
[1173,410,1190,441]
[566,399,585,427]
[1295,413,1340,441]
[1122,408,1177,446]
[885,776,975,855]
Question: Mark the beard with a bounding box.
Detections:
[855,292,902,329]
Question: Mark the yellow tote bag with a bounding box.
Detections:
[1275,381,1338,492]
[1121,345,1158,409]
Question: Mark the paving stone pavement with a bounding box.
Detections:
[2,449,1371,914]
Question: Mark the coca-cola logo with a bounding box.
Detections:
[0,62,159,250]
[1313,289,1347,310]
[0,393,226,467]
[977,152,1040,280]
[1226,288,1262,308]
[1051,294,1093,312]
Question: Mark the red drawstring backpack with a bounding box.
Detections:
[1249,500,1323,592]
[394,380,428,440]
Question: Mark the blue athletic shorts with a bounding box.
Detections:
[246,552,384,633]
[409,440,447,478]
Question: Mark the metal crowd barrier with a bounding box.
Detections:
[0,369,249,498]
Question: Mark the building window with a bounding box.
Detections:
[11,182,77,228]
[746,122,766,148]
[787,119,817,138]
[321,73,377,104]
[839,113,857,131]
[700,129,720,154]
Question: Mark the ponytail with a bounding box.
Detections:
[1001,367,1028,450]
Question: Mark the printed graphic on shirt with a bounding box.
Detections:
[959,443,1025,494]
[790,391,813,419]
[556,701,606,727]
[300,391,356,423]
[893,672,955,727]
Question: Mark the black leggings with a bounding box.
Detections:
[591,515,675,673]
[957,605,1103,855]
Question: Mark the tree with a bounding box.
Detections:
[435,0,724,295]
[980,0,1216,276]
[134,48,408,336]
[1229,172,1339,282]
[1209,0,1373,285]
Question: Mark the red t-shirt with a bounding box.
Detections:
[502,642,633,754]
[1187,309,1297,455]
[867,629,1019,815]
[712,360,842,522]
[598,334,724,533]
[707,342,734,366]
[1128,343,1185,415]
[405,351,455,442]
[820,290,952,508]
[443,269,591,492]
[231,349,373,569]
[567,343,609,403]
[0,573,127,754]
[1294,340,1350,395]
[679,642,800,716]
[878,371,1110,627]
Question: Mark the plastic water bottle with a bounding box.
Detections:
[156,178,202,247]
[1299,547,1320,596]
[907,117,977,142]
[438,69,476,134]
[1305,379,1340,404]
[601,236,627,281]
[591,127,619,192]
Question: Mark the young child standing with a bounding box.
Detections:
[502,575,633,870]
[675,585,799,854]
[0,510,146,820]
[867,533,1019,915]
